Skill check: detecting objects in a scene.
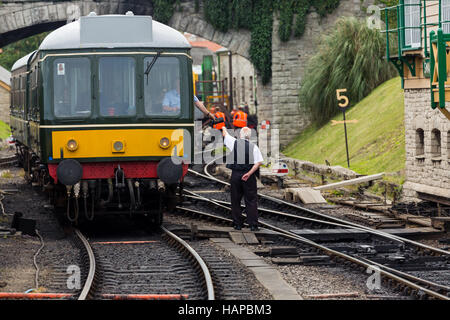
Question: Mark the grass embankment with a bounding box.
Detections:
[283,77,405,184]
[0,121,10,140]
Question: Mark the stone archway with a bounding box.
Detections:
[169,8,251,60]
[0,0,153,47]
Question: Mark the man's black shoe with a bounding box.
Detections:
[233,224,242,230]
[250,225,259,232]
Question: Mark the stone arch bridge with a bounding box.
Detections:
[0,0,371,148]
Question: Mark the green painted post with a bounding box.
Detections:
[385,8,390,59]
[397,5,402,58]
[439,0,442,28]
[424,0,428,56]
[202,55,213,100]
[430,30,437,109]
[437,28,446,109]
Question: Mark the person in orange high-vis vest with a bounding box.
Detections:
[233,106,248,128]
[213,107,226,130]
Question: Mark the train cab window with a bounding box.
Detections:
[99,57,136,117]
[53,58,91,118]
[143,57,181,117]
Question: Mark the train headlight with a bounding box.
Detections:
[66,139,78,152]
[112,140,125,153]
[159,137,171,149]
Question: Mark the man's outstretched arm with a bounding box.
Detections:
[195,98,215,119]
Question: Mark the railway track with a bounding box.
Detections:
[188,165,448,255]
[73,226,214,300]
[0,155,18,168]
[183,160,450,300]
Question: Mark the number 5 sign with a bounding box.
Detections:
[336,88,351,168]
[336,89,349,110]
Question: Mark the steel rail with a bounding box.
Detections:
[175,205,449,300]
[0,155,18,168]
[356,256,450,293]
[74,229,96,300]
[182,190,450,298]
[184,193,407,245]
[191,158,450,256]
[188,168,407,245]
[161,226,215,300]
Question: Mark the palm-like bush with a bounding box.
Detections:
[299,17,396,124]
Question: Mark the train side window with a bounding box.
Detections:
[99,57,136,117]
[143,56,181,117]
[21,76,26,113]
[53,57,91,118]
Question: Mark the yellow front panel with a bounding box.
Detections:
[52,129,184,159]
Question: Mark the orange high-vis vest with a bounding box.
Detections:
[233,110,247,128]
[213,111,225,130]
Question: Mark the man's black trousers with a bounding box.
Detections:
[230,170,258,226]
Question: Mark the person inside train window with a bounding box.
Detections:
[143,56,214,119]
[144,56,181,116]
[162,81,181,114]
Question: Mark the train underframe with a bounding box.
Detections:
[15,143,182,225]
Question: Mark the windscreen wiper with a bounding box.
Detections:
[144,51,162,84]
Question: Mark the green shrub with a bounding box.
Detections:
[299,17,396,124]
[0,32,49,70]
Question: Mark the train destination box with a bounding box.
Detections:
[80,13,153,47]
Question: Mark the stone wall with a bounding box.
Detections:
[402,89,450,201]
[270,0,376,148]
[0,86,10,124]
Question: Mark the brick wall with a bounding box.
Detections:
[402,89,450,201]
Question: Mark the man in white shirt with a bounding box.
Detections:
[222,127,264,231]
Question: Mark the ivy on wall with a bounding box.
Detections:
[153,0,342,84]
[153,0,176,24]
[279,0,341,41]
[249,0,274,85]
[204,0,230,32]
[229,0,253,30]
[203,0,342,84]
[294,0,310,37]
[278,0,295,42]
[194,0,200,13]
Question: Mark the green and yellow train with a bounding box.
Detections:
[9,12,195,225]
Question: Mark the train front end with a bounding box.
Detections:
[38,13,194,224]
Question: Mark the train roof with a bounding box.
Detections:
[11,51,37,72]
[39,12,191,51]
